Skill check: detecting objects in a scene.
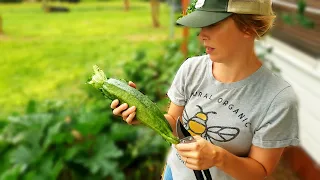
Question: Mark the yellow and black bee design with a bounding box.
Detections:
[183,105,240,143]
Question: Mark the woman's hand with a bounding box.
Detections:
[110,81,140,125]
[175,135,224,170]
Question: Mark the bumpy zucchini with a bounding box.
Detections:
[88,65,179,144]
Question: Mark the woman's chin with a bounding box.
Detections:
[208,54,222,63]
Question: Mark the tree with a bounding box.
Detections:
[124,0,130,11]
[0,15,3,34]
[42,0,69,13]
[150,0,160,27]
[123,0,160,28]
[181,0,190,57]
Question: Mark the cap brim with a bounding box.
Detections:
[176,11,232,28]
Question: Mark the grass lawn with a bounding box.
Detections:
[0,1,182,118]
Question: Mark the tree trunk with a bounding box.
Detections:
[181,0,189,57]
[150,0,160,28]
[124,0,130,11]
[42,0,49,12]
[0,16,3,34]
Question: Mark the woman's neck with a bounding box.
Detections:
[212,51,262,83]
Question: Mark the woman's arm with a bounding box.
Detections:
[175,138,284,180]
[164,102,184,136]
[218,145,284,180]
[112,93,285,179]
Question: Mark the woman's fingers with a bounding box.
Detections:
[178,151,197,159]
[125,112,137,124]
[110,100,138,125]
[110,82,138,125]
[128,81,137,89]
[122,106,137,124]
[185,162,200,170]
[112,103,128,116]
[182,156,199,165]
[110,99,120,109]
[122,106,136,117]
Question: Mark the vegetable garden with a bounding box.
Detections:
[0,1,204,179]
[0,0,305,179]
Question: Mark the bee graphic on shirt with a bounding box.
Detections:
[182,105,240,143]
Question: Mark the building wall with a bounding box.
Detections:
[256,36,320,179]
[257,36,320,164]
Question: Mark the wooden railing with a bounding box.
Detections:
[271,0,320,58]
[281,0,320,9]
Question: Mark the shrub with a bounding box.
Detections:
[0,0,22,3]
[0,97,169,180]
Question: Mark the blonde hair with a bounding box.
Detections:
[231,13,276,39]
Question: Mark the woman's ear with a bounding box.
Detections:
[243,27,255,39]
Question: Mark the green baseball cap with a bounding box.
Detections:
[177,0,273,28]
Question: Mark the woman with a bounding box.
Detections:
[111,0,300,179]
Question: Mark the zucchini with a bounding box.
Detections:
[88,65,179,144]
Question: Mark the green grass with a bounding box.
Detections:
[0,2,182,118]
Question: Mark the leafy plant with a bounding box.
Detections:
[281,0,315,28]
[123,42,183,106]
[0,97,169,180]
[186,0,197,15]
[123,30,204,109]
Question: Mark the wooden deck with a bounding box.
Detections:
[268,157,300,180]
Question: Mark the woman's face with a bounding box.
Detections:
[198,17,250,63]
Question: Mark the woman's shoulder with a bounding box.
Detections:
[262,66,290,86]
[260,66,297,101]
[182,54,210,68]
[185,54,209,62]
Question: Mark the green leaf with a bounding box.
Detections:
[42,100,65,114]
[186,0,197,15]
[52,160,64,179]
[281,13,294,25]
[39,155,64,179]
[74,135,123,177]
[22,155,63,180]
[25,100,37,114]
[5,113,53,142]
[297,0,306,14]
[9,145,34,165]
[64,144,84,161]
[23,171,47,180]
[299,15,315,29]
[0,164,26,180]
[43,121,64,149]
[75,110,111,136]
[110,171,125,180]
[110,123,137,142]
[132,50,146,61]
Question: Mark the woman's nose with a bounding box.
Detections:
[198,29,209,41]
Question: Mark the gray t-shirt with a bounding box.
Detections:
[166,55,299,180]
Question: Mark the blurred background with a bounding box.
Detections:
[0,0,319,179]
